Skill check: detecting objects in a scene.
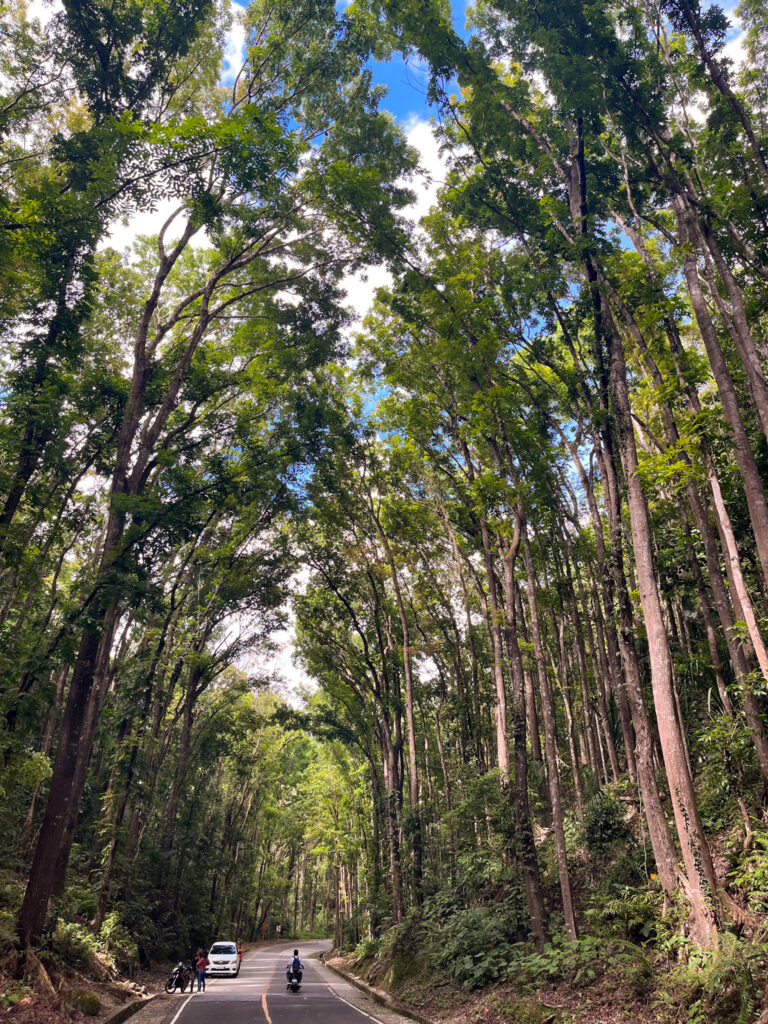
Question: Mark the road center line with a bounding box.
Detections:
[261,956,279,1023]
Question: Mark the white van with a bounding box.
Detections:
[207,940,240,976]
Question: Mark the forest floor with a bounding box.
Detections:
[0,961,159,1023]
[393,973,658,1024]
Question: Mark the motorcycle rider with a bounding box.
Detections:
[286,949,303,986]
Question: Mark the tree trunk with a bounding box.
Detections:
[500,529,548,950]
[522,527,577,941]
[377,529,423,904]
[605,297,718,945]
[18,605,119,944]
[675,198,768,592]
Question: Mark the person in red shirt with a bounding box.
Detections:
[195,951,210,991]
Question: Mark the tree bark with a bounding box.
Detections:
[522,527,577,941]
[675,198,768,592]
[499,523,548,949]
[605,297,718,945]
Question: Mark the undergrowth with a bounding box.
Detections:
[344,783,768,1024]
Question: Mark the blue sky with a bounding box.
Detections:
[227,0,467,127]
[367,50,436,123]
[364,0,467,123]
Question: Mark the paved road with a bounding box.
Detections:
[157,941,409,1024]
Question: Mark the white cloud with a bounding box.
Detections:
[722,29,746,69]
[722,0,746,68]
[341,117,448,325]
[402,114,447,223]
[343,263,394,324]
[103,199,184,253]
[24,0,59,25]
[221,1,247,87]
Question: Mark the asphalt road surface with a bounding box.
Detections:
[158,941,410,1024]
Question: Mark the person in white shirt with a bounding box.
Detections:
[286,949,303,985]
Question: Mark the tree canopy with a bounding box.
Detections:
[4,0,768,1019]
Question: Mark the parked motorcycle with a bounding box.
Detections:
[165,961,194,993]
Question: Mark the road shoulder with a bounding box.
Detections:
[319,957,436,1024]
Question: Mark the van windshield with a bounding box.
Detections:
[210,944,237,954]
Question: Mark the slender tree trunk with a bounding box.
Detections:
[377,529,423,904]
[605,297,718,944]
[500,531,548,949]
[381,724,403,925]
[685,530,734,717]
[161,664,203,857]
[522,527,577,941]
[478,515,511,780]
[23,667,68,832]
[594,435,682,895]
[675,198,768,592]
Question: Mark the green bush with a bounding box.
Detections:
[432,907,515,989]
[70,989,101,1016]
[353,937,380,961]
[0,908,17,944]
[584,885,665,943]
[582,794,633,859]
[728,831,768,913]
[0,982,32,1010]
[62,884,98,920]
[100,911,139,973]
[51,920,97,968]
[654,935,761,1024]
[510,933,649,993]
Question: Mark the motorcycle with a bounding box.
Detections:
[165,961,194,993]
[286,967,302,992]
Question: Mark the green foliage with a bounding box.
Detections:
[68,989,101,1016]
[50,921,97,968]
[0,909,17,944]
[431,907,517,989]
[100,912,139,973]
[0,982,33,1010]
[695,715,756,833]
[509,933,653,999]
[584,886,667,943]
[353,937,381,961]
[62,884,98,920]
[653,935,763,1024]
[728,831,768,913]
[581,794,634,860]
[510,934,609,990]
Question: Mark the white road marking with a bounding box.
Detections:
[326,989,386,1024]
[167,993,193,1024]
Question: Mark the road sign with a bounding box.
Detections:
[305,924,310,932]
[276,924,281,933]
